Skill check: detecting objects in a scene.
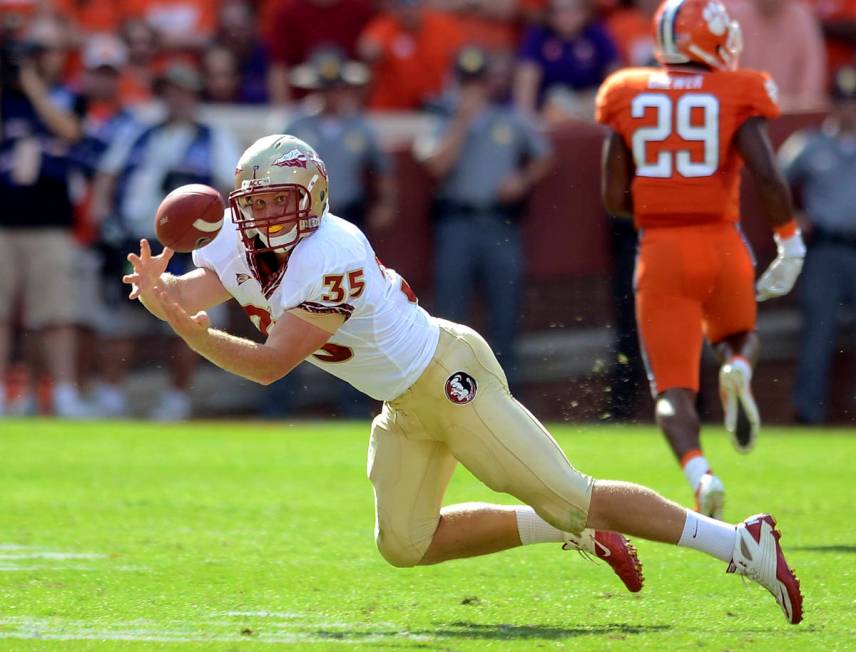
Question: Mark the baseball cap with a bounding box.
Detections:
[454,46,489,81]
[83,34,128,70]
[290,47,370,90]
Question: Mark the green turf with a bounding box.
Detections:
[0,420,853,650]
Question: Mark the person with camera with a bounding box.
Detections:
[0,17,90,418]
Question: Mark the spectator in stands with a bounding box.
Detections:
[514,0,618,122]
[780,67,856,424]
[125,0,217,54]
[202,44,241,103]
[605,0,659,67]
[287,47,396,231]
[726,0,827,110]
[0,17,89,417]
[217,0,268,104]
[63,0,125,36]
[358,0,465,111]
[433,0,520,51]
[70,35,140,406]
[119,18,160,105]
[415,47,553,385]
[266,0,376,105]
[807,0,856,88]
[89,63,239,419]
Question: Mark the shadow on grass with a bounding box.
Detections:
[791,544,856,554]
[312,621,670,643]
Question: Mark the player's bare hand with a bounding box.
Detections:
[123,239,174,300]
[153,286,210,344]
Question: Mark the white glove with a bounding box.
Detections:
[755,231,806,302]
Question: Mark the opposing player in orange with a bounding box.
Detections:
[596,0,805,518]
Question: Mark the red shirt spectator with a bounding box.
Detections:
[265,0,376,104]
[61,0,126,33]
[807,0,856,83]
[359,4,464,110]
[126,0,218,52]
[605,0,659,67]
[435,0,520,51]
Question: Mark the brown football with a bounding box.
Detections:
[155,184,226,252]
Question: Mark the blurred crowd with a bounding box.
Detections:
[1,0,855,421]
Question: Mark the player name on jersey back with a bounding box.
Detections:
[595,66,781,229]
[193,212,440,402]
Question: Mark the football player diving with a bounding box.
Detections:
[123,134,803,623]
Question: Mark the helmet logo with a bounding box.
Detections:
[444,372,478,405]
[272,148,309,168]
[702,1,728,36]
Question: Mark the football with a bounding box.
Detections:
[154,184,226,252]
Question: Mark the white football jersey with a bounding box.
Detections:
[193,212,440,401]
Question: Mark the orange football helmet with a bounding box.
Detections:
[653,0,743,71]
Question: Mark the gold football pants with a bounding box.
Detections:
[368,319,594,567]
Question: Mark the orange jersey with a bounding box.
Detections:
[596,66,780,229]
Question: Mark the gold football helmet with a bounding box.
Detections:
[229,135,329,263]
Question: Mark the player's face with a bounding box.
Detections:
[239,189,302,249]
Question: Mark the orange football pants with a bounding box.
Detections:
[634,222,756,396]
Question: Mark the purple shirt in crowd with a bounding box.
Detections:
[519,22,618,107]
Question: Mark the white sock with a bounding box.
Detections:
[677,511,736,562]
[515,506,565,545]
[682,455,710,491]
[728,356,752,382]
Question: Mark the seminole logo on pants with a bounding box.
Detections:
[445,371,477,405]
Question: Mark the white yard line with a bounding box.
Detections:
[0,616,431,645]
[0,552,106,560]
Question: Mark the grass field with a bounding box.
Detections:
[0,420,854,650]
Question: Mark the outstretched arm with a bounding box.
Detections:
[735,118,806,301]
[601,129,634,219]
[122,239,231,320]
[154,290,333,386]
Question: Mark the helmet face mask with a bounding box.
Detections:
[229,182,318,254]
[229,135,329,294]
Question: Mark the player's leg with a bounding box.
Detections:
[704,226,761,452]
[369,400,554,566]
[367,407,458,568]
[584,478,802,622]
[635,236,718,515]
[408,322,643,591]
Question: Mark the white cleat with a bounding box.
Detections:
[727,513,803,624]
[719,361,760,453]
[695,473,725,520]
